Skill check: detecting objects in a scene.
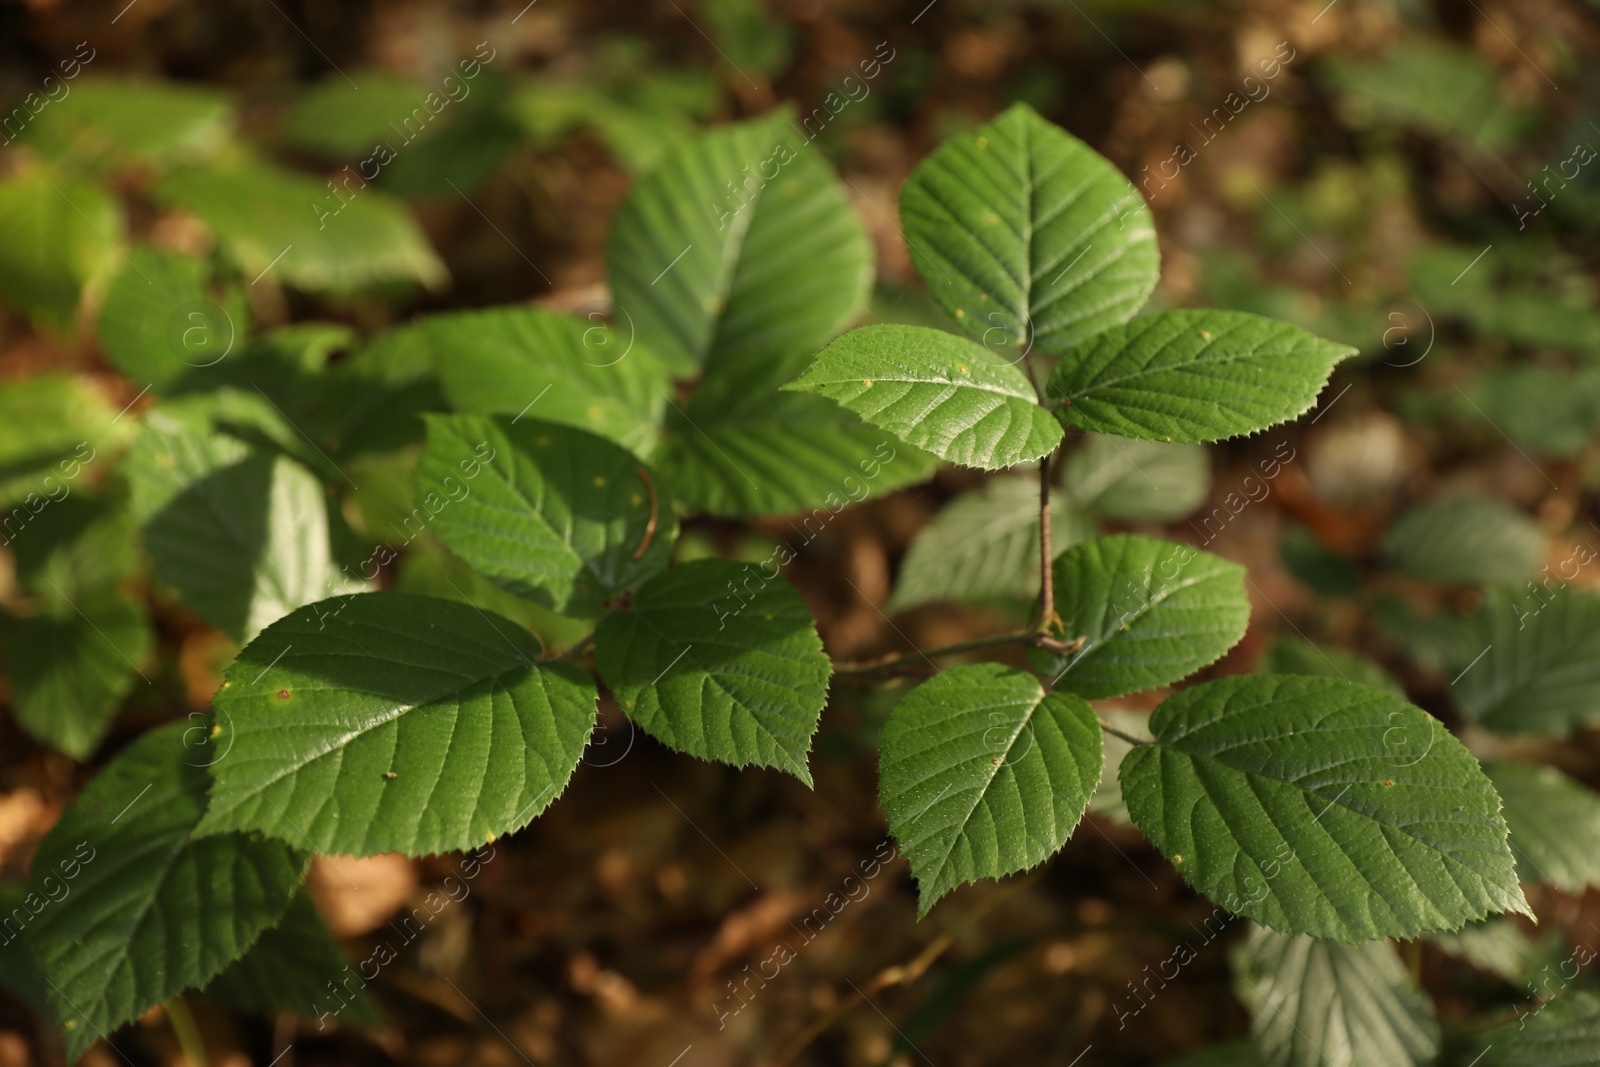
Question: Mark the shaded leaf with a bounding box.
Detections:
[96,245,248,390]
[426,306,669,457]
[155,160,446,293]
[594,560,829,783]
[1233,926,1439,1067]
[1062,434,1210,521]
[889,472,1091,612]
[660,351,937,517]
[1487,762,1600,893]
[0,169,121,333]
[1258,637,1404,695]
[24,78,232,167]
[1453,590,1600,736]
[203,889,383,1027]
[1383,496,1546,588]
[1469,990,1600,1067]
[125,408,343,641]
[0,374,127,509]
[5,593,151,760]
[26,721,306,1061]
[417,414,675,617]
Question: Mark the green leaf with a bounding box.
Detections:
[1486,762,1600,893]
[1120,674,1531,942]
[426,306,669,457]
[1046,310,1357,443]
[9,493,139,602]
[1453,590,1600,736]
[282,72,440,157]
[1457,366,1600,459]
[312,323,446,456]
[392,536,590,653]
[26,721,306,1061]
[1032,535,1249,700]
[660,351,938,517]
[1469,990,1600,1067]
[1087,708,1151,826]
[154,160,447,293]
[0,169,122,333]
[417,414,675,617]
[1233,926,1439,1067]
[606,111,871,374]
[0,373,129,509]
[1425,918,1542,983]
[0,885,52,1017]
[96,246,248,390]
[877,663,1102,915]
[203,888,382,1027]
[1383,496,1547,587]
[24,78,232,167]
[1258,637,1404,695]
[1062,434,1210,521]
[197,591,597,856]
[5,594,151,760]
[1329,41,1526,151]
[898,101,1159,352]
[786,324,1062,470]
[126,408,344,641]
[594,560,830,783]
[888,472,1091,612]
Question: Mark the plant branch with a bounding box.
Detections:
[1036,452,1058,633]
[766,872,1041,1067]
[1098,718,1152,747]
[831,631,1035,675]
[165,996,208,1067]
[552,632,594,663]
[831,631,1085,676]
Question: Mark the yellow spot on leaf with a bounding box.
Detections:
[984,211,998,224]
[861,379,873,387]
[631,493,643,507]
[1200,331,1211,340]
[975,136,988,148]
[1173,854,1183,864]
[593,476,606,487]
[955,308,966,318]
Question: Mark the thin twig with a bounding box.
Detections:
[1037,453,1059,632]
[632,465,658,562]
[553,632,594,663]
[165,997,209,1067]
[831,632,1036,675]
[766,873,1042,1067]
[1098,718,1152,747]
[1035,634,1084,656]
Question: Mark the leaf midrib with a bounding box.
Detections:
[919,687,1048,889]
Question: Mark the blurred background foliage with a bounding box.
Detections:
[1,0,1599,1064]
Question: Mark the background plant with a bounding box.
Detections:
[1,4,1598,1066]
